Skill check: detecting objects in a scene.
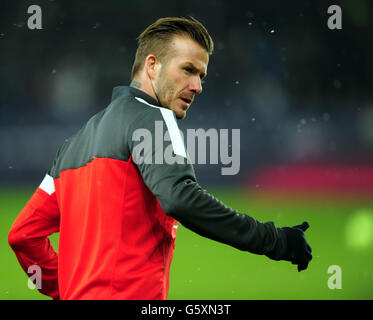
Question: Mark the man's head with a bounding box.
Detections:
[131,17,214,119]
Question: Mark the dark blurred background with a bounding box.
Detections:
[1,0,372,189]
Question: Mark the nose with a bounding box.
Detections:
[190,76,203,95]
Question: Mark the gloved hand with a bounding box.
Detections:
[267,221,312,272]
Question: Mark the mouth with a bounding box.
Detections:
[179,97,193,108]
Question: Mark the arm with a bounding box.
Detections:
[8,174,60,300]
[128,105,286,257]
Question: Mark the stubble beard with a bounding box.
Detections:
[153,70,184,119]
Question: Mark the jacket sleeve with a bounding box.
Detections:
[8,173,60,300]
[127,104,287,257]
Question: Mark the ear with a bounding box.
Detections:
[145,54,161,80]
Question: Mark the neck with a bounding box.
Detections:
[130,79,159,104]
[130,80,142,89]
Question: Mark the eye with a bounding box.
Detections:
[184,67,193,73]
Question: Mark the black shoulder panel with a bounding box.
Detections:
[49,92,157,178]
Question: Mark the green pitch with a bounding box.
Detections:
[1,186,373,300]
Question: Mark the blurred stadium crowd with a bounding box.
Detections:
[0,0,372,186]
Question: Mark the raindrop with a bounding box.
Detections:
[270,29,275,34]
[8,166,13,169]
[252,117,255,122]
[51,69,57,75]
[235,80,239,85]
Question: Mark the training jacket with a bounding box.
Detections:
[8,86,286,300]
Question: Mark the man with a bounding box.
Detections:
[8,17,312,300]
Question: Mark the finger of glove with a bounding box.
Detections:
[293,221,309,232]
[297,256,310,271]
[297,261,309,272]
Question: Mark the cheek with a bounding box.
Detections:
[165,77,181,99]
[174,75,190,96]
[158,68,187,102]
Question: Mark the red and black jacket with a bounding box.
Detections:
[8,86,286,300]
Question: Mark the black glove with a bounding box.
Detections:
[267,221,312,272]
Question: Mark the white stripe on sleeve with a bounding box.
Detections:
[39,174,55,195]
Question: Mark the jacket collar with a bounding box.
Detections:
[111,85,160,107]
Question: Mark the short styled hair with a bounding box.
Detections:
[131,17,214,79]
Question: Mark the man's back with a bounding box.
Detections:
[53,86,179,299]
[10,86,179,299]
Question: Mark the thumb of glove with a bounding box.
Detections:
[293,221,309,232]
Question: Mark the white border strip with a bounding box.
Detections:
[39,174,55,195]
[135,97,187,158]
